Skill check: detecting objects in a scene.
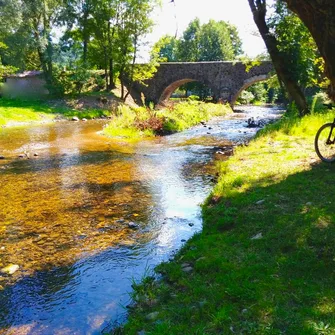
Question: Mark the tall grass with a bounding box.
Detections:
[102,101,232,139]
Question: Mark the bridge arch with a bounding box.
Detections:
[230,74,272,106]
[157,78,215,105]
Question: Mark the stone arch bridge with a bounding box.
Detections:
[125,61,274,107]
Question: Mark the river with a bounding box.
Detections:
[0,105,283,335]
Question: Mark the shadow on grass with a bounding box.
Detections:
[123,161,335,334]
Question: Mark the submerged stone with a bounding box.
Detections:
[1,264,19,275]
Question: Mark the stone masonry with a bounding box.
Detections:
[126,61,274,107]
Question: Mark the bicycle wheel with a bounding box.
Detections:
[314,123,335,163]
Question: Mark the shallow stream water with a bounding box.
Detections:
[0,106,283,334]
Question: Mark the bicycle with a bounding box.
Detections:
[314,104,335,163]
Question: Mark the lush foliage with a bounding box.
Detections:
[116,103,335,334]
[102,101,232,139]
[0,0,160,97]
[268,1,324,91]
[152,18,243,63]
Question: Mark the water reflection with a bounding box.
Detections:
[0,106,283,334]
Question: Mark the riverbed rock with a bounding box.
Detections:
[72,116,79,122]
[33,153,39,157]
[82,118,87,122]
[0,155,5,159]
[1,264,19,275]
[128,222,139,229]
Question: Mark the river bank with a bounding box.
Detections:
[0,105,268,334]
[0,97,232,141]
[0,96,116,128]
[117,108,335,334]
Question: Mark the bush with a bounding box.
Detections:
[238,91,254,104]
[310,91,331,114]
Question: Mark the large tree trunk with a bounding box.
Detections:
[107,21,116,90]
[248,0,309,115]
[82,9,89,65]
[283,0,335,101]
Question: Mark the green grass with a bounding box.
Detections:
[116,109,335,335]
[0,98,113,126]
[102,101,232,139]
[0,99,57,126]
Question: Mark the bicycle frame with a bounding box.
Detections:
[326,119,335,145]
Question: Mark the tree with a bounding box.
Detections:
[269,1,323,93]
[177,18,201,61]
[0,43,17,80]
[197,20,236,61]
[60,0,94,65]
[247,0,309,116]
[151,35,179,62]
[282,0,335,101]
[117,0,158,100]
[24,0,63,85]
[176,18,242,62]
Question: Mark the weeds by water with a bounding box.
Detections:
[102,101,231,139]
[117,108,335,335]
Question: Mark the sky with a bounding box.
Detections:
[139,0,267,61]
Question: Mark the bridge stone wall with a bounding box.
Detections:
[126,61,273,107]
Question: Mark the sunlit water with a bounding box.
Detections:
[0,106,283,334]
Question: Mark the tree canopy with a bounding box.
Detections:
[0,0,160,97]
[152,18,243,62]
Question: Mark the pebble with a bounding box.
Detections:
[1,264,19,275]
[33,153,39,157]
[0,156,5,159]
[72,116,79,121]
[128,222,139,229]
[82,118,87,122]
[188,223,194,227]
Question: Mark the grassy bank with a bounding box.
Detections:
[0,98,113,127]
[102,101,232,139]
[117,108,335,334]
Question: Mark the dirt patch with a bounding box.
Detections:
[49,89,138,112]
